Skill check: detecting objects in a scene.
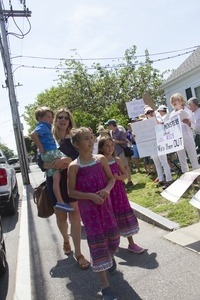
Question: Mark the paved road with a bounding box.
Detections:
[2,163,200,300]
[0,172,22,300]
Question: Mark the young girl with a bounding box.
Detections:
[98,136,144,254]
[68,127,120,300]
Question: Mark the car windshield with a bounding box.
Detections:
[8,158,19,164]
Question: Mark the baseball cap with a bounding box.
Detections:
[157,105,167,111]
[104,119,117,126]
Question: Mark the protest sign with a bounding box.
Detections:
[161,169,200,203]
[126,98,145,119]
[131,118,157,157]
[189,189,200,209]
[155,115,184,156]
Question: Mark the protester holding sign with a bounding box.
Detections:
[144,105,173,189]
[170,93,200,173]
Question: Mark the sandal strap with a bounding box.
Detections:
[75,254,84,261]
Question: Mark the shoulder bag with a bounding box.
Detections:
[33,181,54,218]
[119,144,134,157]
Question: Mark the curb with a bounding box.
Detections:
[14,185,31,300]
[130,201,180,231]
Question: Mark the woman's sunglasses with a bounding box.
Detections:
[57,116,70,120]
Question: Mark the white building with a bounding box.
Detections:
[161,47,200,110]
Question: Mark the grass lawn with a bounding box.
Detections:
[127,164,200,228]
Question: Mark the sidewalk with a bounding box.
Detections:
[164,222,200,254]
[15,164,200,300]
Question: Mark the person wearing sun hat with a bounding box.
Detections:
[144,105,154,116]
[157,104,169,122]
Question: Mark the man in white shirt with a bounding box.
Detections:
[187,97,200,152]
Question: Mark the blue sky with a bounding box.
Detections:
[0,0,200,153]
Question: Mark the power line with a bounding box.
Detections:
[11,49,195,71]
[11,45,199,62]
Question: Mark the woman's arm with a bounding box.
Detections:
[182,118,191,127]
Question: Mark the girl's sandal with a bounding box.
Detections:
[75,254,90,270]
[63,241,71,255]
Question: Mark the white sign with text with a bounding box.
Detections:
[126,98,145,119]
[155,115,184,155]
[131,118,157,157]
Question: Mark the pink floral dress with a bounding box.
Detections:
[76,157,120,272]
[108,158,139,237]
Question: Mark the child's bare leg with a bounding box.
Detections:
[98,270,109,289]
[127,236,134,245]
[53,172,64,203]
[134,158,140,172]
[98,270,117,298]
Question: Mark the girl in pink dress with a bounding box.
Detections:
[98,135,144,254]
[68,127,120,300]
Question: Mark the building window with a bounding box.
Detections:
[194,86,200,100]
[185,87,192,100]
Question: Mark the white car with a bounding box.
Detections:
[0,151,19,215]
[0,216,7,276]
[8,157,21,172]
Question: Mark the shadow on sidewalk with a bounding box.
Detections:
[115,247,159,270]
[50,255,142,300]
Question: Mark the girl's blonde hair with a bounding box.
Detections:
[52,108,75,142]
[71,127,91,145]
[98,135,115,157]
[170,93,186,107]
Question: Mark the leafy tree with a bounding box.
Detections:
[24,136,37,156]
[24,45,166,134]
[0,141,14,159]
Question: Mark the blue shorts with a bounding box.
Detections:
[132,144,139,158]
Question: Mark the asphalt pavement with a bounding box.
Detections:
[14,164,200,300]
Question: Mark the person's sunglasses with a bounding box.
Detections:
[146,111,154,115]
[57,116,70,120]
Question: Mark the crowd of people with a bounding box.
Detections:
[31,93,200,300]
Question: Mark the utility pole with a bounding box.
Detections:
[0,3,31,185]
